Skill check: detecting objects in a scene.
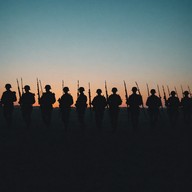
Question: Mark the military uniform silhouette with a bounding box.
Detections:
[127,87,143,130]
[165,91,180,127]
[58,87,73,131]
[1,84,17,127]
[108,87,122,132]
[180,91,191,124]
[39,85,56,127]
[146,89,162,128]
[75,87,87,130]
[92,89,107,131]
[19,85,35,127]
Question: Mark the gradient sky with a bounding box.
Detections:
[0,0,192,106]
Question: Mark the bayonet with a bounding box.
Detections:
[88,82,92,111]
[39,80,43,95]
[105,81,109,108]
[21,78,24,94]
[77,80,80,98]
[37,78,41,104]
[146,83,150,97]
[16,78,22,99]
[123,80,129,108]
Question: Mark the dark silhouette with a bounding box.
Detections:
[146,89,162,128]
[165,91,180,127]
[91,89,107,131]
[58,87,73,131]
[75,87,87,130]
[127,87,143,130]
[1,84,17,127]
[108,87,122,132]
[180,91,191,124]
[19,85,35,127]
[39,85,56,127]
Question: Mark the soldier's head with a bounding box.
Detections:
[96,89,102,95]
[45,85,51,92]
[63,87,69,93]
[24,85,30,92]
[150,89,156,95]
[183,90,189,96]
[170,91,176,96]
[78,87,85,93]
[132,87,137,93]
[112,87,117,94]
[5,84,11,90]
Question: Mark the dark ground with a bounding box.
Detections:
[0,108,191,192]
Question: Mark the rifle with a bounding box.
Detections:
[37,78,41,104]
[188,85,192,97]
[16,78,22,99]
[39,80,43,95]
[88,82,92,110]
[174,86,179,98]
[157,84,162,107]
[146,83,150,97]
[167,85,170,96]
[123,80,129,108]
[135,81,144,107]
[21,78,24,94]
[77,80,80,98]
[162,85,167,107]
[105,81,109,108]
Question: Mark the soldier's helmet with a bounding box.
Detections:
[171,91,176,96]
[96,89,102,94]
[150,89,156,94]
[63,87,69,92]
[132,87,137,92]
[24,85,30,91]
[5,84,11,89]
[112,87,117,93]
[45,85,51,90]
[183,91,189,96]
[78,87,85,92]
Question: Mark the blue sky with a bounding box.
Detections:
[0,0,192,104]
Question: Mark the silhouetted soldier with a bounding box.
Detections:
[1,84,17,127]
[108,87,122,132]
[127,87,143,130]
[75,87,87,130]
[19,85,35,127]
[146,89,162,128]
[180,91,191,124]
[165,91,180,127]
[39,85,56,127]
[58,87,73,131]
[92,89,107,131]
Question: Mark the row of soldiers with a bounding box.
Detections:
[0,82,192,131]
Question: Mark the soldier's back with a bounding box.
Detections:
[21,92,35,106]
[60,94,73,108]
[128,94,142,108]
[1,91,16,106]
[146,95,161,109]
[108,94,122,108]
[92,95,107,111]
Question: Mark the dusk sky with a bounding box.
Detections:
[0,0,192,106]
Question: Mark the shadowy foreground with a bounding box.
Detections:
[0,108,191,191]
